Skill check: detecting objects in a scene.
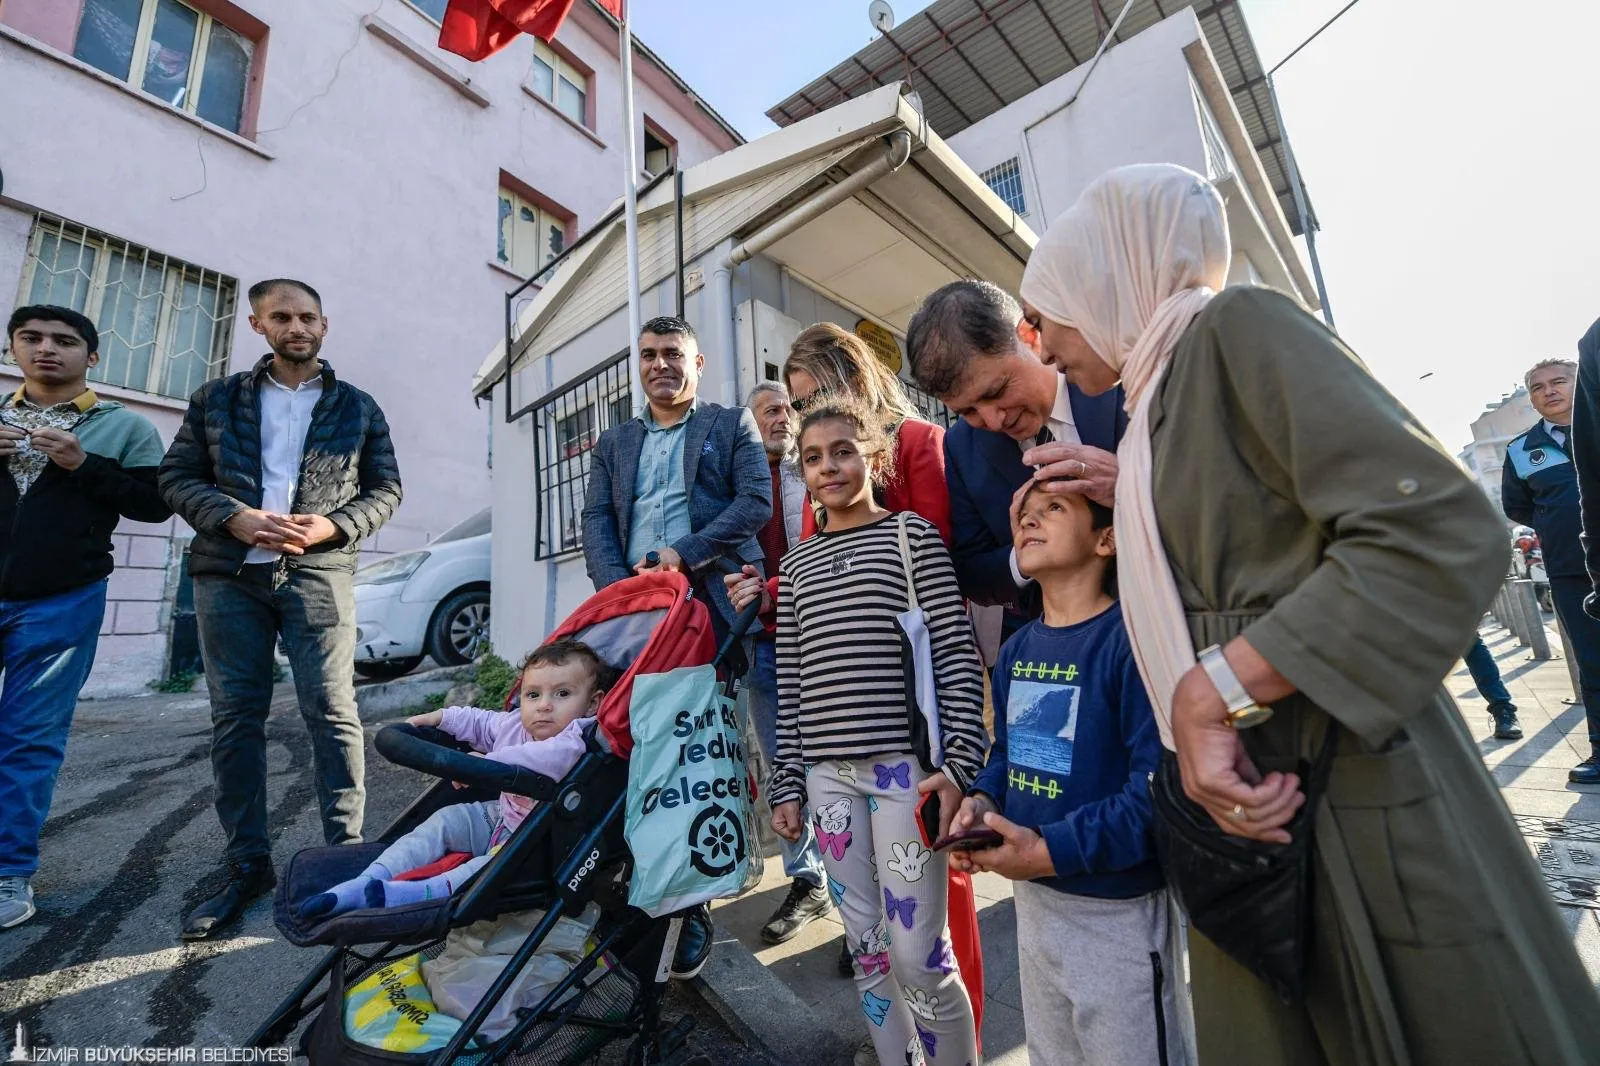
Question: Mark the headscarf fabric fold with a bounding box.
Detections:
[1020,164,1231,747]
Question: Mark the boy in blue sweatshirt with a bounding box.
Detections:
[949,486,1183,1066]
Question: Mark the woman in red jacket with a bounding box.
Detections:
[783,323,952,542]
[751,323,985,1054]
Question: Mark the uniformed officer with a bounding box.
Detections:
[1503,357,1600,782]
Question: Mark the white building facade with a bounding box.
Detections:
[1462,387,1538,512]
[0,0,738,693]
[770,0,1320,310]
[475,0,1323,659]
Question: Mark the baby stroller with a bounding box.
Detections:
[249,572,759,1065]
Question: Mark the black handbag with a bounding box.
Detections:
[1150,728,1337,1005]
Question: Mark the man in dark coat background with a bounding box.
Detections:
[1503,356,1600,782]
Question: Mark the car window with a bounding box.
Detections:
[430,508,492,544]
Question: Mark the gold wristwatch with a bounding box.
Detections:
[1198,644,1274,729]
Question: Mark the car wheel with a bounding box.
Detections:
[354,657,422,681]
[427,589,491,667]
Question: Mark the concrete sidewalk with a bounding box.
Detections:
[707,620,1600,1065]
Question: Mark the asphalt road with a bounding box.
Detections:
[0,684,769,1063]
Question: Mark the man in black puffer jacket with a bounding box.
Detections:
[160,278,401,939]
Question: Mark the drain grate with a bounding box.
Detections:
[1517,815,1600,910]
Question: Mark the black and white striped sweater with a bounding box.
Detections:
[771,511,987,806]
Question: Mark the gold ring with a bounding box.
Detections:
[1076,460,1088,477]
[1228,803,1247,822]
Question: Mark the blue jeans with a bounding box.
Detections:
[0,580,107,877]
[745,637,824,887]
[1463,635,1514,709]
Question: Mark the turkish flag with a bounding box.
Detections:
[439,0,624,61]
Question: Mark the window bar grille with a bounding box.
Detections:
[532,353,632,559]
[901,377,957,429]
[17,215,236,400]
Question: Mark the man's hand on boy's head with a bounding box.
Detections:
[1017,442,1118,509]
[969,812,1055,880]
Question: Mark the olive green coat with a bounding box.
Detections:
[1149,287,1600,1066]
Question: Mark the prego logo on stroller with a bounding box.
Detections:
[567,847,602,891]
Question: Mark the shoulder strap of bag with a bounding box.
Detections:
[896,512,919,612]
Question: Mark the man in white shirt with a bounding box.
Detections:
[906,280,1125,638]
[160,279,402,938]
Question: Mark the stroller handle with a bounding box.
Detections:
[374,723,559,801]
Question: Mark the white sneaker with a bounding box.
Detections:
[0,877,35,928]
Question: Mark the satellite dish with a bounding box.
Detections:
[869,0,895,34]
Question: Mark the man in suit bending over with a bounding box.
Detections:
[907,280,1126,639]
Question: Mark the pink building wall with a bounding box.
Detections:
[0,0,739,694]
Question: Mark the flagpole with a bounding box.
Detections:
[619,0,644,415]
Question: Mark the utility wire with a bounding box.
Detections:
[1268,0,1365,76]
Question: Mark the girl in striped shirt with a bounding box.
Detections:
[732,397,985,1066]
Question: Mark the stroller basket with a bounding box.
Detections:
[307,935,641,1065]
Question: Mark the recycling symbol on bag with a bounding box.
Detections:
[687,802,746,877]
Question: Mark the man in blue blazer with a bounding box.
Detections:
[580,315,770,979]
[907,281,1126,634]
[582,315,771,639]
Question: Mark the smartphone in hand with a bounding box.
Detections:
[932,827,1004,853]
[915,791,941,848]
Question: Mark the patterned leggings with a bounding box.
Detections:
[808,755,978,1066]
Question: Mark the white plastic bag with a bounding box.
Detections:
[421,905,600,1041]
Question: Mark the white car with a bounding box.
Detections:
[353,509,491,679]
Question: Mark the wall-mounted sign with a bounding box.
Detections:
[855,319,901,374]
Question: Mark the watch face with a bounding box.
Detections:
[1227,705,1274,730]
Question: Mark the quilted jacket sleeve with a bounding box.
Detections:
[159,385,246,535]
[324,398,402,548]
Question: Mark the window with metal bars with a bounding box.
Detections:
[980,158,1027,217]
[900,377,957,430]
[16,215,237,401]
[533,354,633,558]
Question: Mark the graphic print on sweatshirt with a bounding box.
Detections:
[1005,657,1081,793]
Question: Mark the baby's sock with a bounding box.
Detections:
[369,869,462,908]
[297,863,394,919]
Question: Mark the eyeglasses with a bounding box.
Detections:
[791,393,818,414]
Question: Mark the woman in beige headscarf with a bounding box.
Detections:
[1017,163,1600,1065]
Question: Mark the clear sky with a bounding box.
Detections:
[627,0,1600,451]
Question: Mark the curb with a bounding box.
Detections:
[353,665,473,722]
[689,924,855,1066]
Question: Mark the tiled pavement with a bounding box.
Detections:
[710,618,1600,1065]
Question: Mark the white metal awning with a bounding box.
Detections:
[472,83,1037,396]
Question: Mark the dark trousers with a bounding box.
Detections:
[194,564,365,863]
[1463,635,1514,708]
[1549,573,1600,747]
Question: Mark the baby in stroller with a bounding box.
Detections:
[298,639,617,919]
